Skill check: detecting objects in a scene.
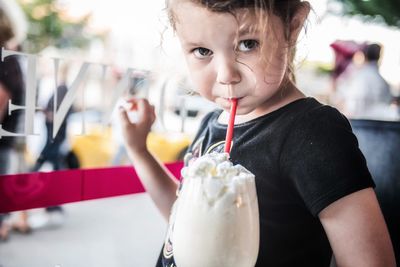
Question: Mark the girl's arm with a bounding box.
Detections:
[119,99,179,220]
[319,187,396,267]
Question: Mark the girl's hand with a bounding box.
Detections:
[119,98,156,154]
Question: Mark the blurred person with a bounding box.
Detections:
[32,87,70,171]
[329,40,361,93]
[10,157,32,234]
[30,63,74,227]
[333,43,395,120]
[0,2,26,241]
[9,46,31,235]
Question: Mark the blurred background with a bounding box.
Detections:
[0,0,399,266]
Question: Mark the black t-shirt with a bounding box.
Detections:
[158,97,375,267]
[0,54,24,148]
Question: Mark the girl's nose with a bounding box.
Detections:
[216,58,241,85]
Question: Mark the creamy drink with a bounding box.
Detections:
[171,152,259,267]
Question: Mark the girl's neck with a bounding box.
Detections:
[218,81,305,125]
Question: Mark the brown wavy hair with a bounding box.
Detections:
[0,7,14,47]
[165,0,309,83]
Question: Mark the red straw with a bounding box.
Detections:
[224,98,238,153]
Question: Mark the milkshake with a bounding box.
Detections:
[170,152,259,267]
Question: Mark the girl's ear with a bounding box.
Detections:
[289,1,311,44]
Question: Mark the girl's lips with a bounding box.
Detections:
[219,97,243,110]
[223,97,243,101]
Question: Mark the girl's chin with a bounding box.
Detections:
[236,106,256,116]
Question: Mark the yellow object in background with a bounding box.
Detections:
[71,126,115,168]
[70,125,191,168]
[147,132,191,163]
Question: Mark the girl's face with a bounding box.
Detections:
[174,2,299,117]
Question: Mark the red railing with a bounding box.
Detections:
[0,162,184,213]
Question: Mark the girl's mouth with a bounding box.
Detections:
[219,97,243,110]
[224,97,243,101]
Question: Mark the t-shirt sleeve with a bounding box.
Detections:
[280,105,375,216]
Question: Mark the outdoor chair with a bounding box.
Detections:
[350,118,400,264]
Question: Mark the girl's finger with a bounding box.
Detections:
[137,98,152,124]
[127,98,138,111]
[150,105,156,123]
[119,107,133,126]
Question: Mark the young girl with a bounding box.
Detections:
[119,0,396,266]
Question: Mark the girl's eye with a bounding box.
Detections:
[238,40,259,52]
[193,47,213,58]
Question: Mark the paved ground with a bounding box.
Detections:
[0,194,167,267]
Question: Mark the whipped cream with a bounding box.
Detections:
[170,152,259,267]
